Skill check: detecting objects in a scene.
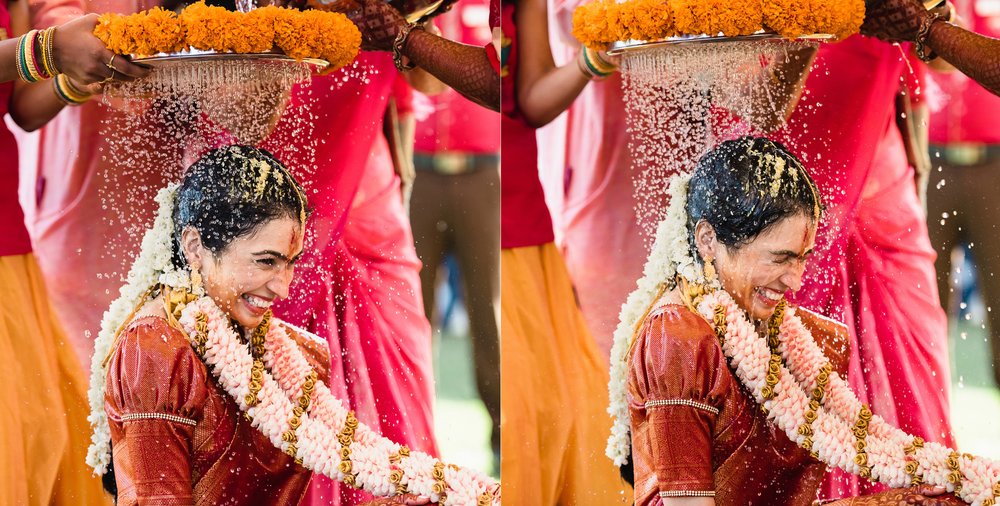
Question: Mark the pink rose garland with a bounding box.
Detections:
[178,297,500,505]
[698,290,1000,505]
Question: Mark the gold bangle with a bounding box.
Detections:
[37,28,54,78]
[43,27,59,76]
[53,74,91,105]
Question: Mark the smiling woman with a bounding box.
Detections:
[609,137,967,505]
[86,145,499,505]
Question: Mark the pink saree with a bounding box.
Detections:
[270,54,438,505]
[774,36,954,498]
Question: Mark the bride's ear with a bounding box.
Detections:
[180,226,206,270]
[694,220,718,261]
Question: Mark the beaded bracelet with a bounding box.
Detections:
[53,74,92,105]
[915,12,943,62]
[392,23,422,72]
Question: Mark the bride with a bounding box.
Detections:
[85,145,498,505]
[609,136,986,506]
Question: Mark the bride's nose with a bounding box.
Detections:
[267,267,293,300]
[781,263,806,292]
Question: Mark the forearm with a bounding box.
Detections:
[403,30,499,111]
[516,55,588,128]
[926,21,1000,96]
[9,80,69,132]
[0,37,19,83]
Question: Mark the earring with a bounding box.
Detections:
[703,258,717,283]
[190,268,203,295]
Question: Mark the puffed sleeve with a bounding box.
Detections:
[627,305,734,503]
[104,317,210,505]
[796,307,851,378]
[279,320,332,386]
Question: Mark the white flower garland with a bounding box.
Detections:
[87,183,194,473]
[177,297,500,505]
[606,173,718,466]
[697,290,1000,505]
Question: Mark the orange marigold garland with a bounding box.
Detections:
[670,0,763,38]
[573,0,865,51]
[93,2,360,73]
[95,7,186,55]
[619,0,674,41]
[763,0,865,40]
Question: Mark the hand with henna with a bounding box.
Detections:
[861,0,930,42]
[862,0,1000,97]
[292,0,499,109]
[825,485,966,506]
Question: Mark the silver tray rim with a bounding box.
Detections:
[133,50,329,71]
[607,32,834,54]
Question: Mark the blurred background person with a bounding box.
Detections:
[926,0,1000,394]
[408,0,501,475]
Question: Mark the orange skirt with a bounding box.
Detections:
[0,254,110,505]
[500,243,632,505]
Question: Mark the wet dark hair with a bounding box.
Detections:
[686,135,823,258]
[170,144,311,269]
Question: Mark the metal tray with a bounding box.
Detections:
[134,50,329,73]
[607,32,835,54]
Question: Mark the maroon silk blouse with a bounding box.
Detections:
[105,316,332,505]
[628,303,850,505]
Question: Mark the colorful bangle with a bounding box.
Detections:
[25,30,48,81]
[587,47,617,74]
[41,27,59,77]
[14,34,28,82]
[16,31,43,82]
[53,74,91,105]
[392,22,422,72]
[579,47,615,80]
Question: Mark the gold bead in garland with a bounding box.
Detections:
[760,300,787,401]
[244,310,271,407]
[852,404,873,479]
[478,488,497,506]
[946,451,965,494]
[986,482,1000,506]
[337,411,359,486]
[431,461,448,504]
[712,305,727,347]
[903,436,925,486]
[282,369,318,463]
[193,312,209,356]
[796,362,831,454]
[389,446,411,495]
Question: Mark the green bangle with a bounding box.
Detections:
[582,48,612,78]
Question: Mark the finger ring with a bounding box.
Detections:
[108,54,116,67]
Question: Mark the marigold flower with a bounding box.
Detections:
[573,0,865,50]
[93,2,360,73]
